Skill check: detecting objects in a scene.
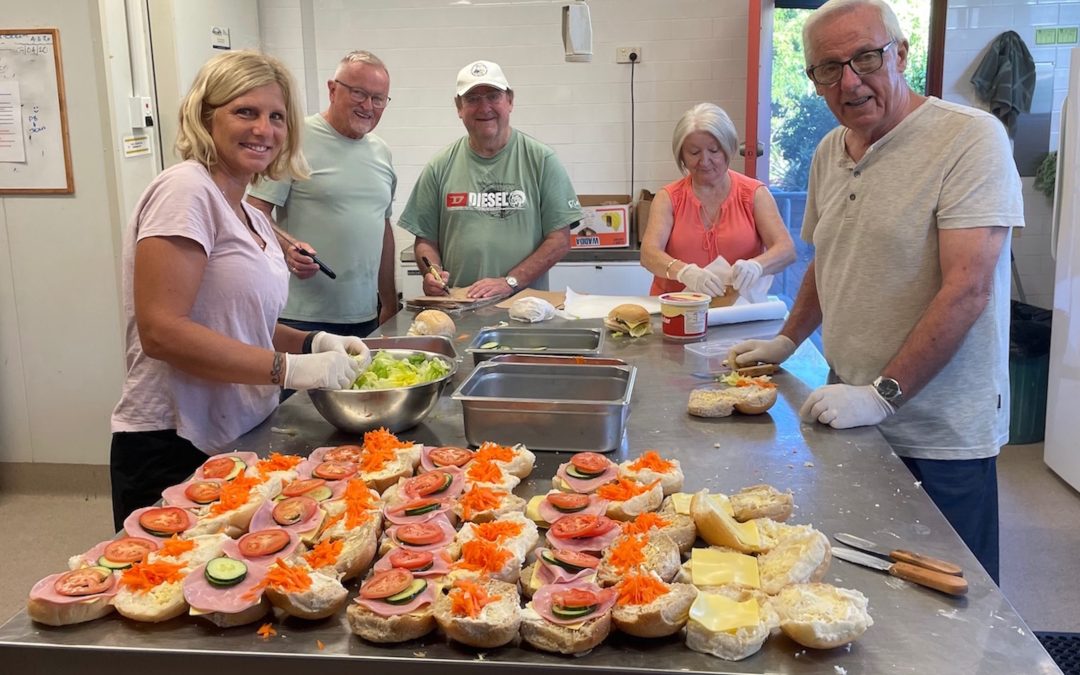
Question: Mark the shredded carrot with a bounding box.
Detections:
[363,427,411,453]
[209,474,259,515]
[359,444,396,473]
[256,452,303,477]
[315,639,325,650]
[597,477,652,502]
[615,572,670,606]
[119,560,185,591]
[158,534,196,558]
[474,441,514,464]
[322,511,345,532]
[448,578,501,618]
[304,539,344,569]
[608,534,646,573]
[466,459,504,484]
[452,539,513,575]
[621,512,670,535]
[734,378,776,389]
[628,450,675,473]
[473,520,523,543]
[246,557,312,600]
[257,623,277,639]
[458,484,505,520]
[340,478,377,529]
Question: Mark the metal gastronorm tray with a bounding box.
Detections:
[464,326,603,364]
[451,360,635,452]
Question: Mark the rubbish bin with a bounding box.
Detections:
[1008,301,1052,444]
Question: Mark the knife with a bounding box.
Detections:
[833,547,969,596]
[834,533,963,577]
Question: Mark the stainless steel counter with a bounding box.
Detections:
[0,308,1060,675]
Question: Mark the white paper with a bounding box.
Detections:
[706,296,788,326]
[704,255,773,304]
[562,287,662,319]
[0,81,26,162]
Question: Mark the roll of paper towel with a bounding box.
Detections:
[706,297,788,326]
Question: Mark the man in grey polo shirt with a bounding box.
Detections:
[730,0,1023,582]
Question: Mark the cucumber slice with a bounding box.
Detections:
[223,458,246,481]
[479,341,499,349]
[552,604,597,619]
[430,473,454,495]
[404,501,441,517]
[384,579,427,605]
[205,557,248,587]
[566,465,605,480]
[97,555,133,571]
[307,485,333,502]
[540,550,589,573]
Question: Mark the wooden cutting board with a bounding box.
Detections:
[406,287,509,311]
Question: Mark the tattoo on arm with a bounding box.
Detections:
[271,352,284,385]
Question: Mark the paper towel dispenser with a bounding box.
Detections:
[562,1,592,63]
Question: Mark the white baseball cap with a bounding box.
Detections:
[456,60,510,96]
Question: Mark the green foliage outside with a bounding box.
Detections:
[770,3,930,191]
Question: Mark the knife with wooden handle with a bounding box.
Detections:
[833,547,969,596]
[834,532,963,576]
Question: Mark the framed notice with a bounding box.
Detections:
[0,28,74,194]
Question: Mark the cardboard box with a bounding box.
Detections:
[571,194,631,249]
[634,189,655,246]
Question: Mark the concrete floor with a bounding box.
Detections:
[0,442,1078,633]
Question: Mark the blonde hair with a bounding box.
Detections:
[175,50,309,182]
[672,103,738,174]
[803,0,907,65]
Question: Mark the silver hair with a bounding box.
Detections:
[802,0,907,65]
[335,50,388,77]
[671,103,738,174]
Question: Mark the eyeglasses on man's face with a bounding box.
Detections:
[462,90,507,106]
[333,80,390,108]
[806,40,896,86]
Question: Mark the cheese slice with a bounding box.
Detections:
[690,548,761,588]
[670,492,733,517]
[688,593,761,634]
[525,495,547,525]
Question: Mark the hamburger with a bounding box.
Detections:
[604,304,652,337]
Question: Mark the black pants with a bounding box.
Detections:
[110,430,208,532]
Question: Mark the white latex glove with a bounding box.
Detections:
[283,352,363,390]
[799,383,895,429]
[676,263,726,297]
[729,335,797,367]
[311,331,371,370]
[731,259,764,294]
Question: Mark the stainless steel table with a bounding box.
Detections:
[0,308,1060,674]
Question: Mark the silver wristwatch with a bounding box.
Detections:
[505,275,519,290]
[872,376,904,407]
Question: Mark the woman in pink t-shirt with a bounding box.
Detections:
[109,51,371,530]
[641,103,795,296]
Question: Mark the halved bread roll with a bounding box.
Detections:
[758,528,831,595]
[771,583,873,649]
[432,576,522,648]
[688,384,778,418]
[691,489,768,554]
[685,587,779,661]
[193,598,271,628]
[611,573,698,638]
[346,602,436,643]
[519,607,612,655]
[113,580,188,623]
[596,532,681,586]
[264,567,348,620]
[730,484,794,522]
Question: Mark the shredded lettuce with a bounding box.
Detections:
[351,351,451,390]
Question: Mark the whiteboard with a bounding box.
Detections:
[0,28,73,194]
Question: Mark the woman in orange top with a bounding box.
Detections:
[641,103,795,296]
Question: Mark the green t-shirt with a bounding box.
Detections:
[248,114,396,323]
[397,128,581,288]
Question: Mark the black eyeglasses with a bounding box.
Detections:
[806,40,895,86]
[333,80,390,108]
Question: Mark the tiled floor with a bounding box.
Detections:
[0,443,1077,632]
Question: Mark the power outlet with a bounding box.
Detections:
[616,46,642,64]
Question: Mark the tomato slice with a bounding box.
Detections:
[549,514,600,540]
[272,496,317,526]
[324,445,362,463]
[53,567,113,597]
[103,537,158,564]
[361,568,414,599]
[283,478,327,498]
[570,452,610,475]
[406,471,453,497]
[312,461,356,481]
[585,516,618,538]
[546,492,590,512]
[238,529,291,558]
[551,587,599,610]
[388,549,435,571]
[395,521,445,546]
[552,549,601,570]
[138,507,190,536]
[183,480,222,504]
[201,456,238,480]
[428,446,473,468]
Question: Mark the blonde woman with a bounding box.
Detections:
[110,51,368,529]
[641,103,795,297]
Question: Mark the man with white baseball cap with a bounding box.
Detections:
[399,60,582,298]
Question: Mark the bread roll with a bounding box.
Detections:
[771,583,873,649]
[264,569,348,620]
[758,528,831,595]
[685,587,779,661]
[112,581,188,623]
[596,532,680,586]
[193,598,271,628]
[688,384,777,418]
[347,603,436,643]
[27,595,115,627]
[407,310,456,338]
[690,489,768,554]
[611,579,698,638]
[432,576,522,648]
[729,484,794,522]
[519,607,612,655]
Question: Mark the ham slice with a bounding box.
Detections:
[70,538,160,570]
[419,446,474,473]
[400,467,466,502]
[221,529,301,565]
[385,514,457,552]
[161,479,225,510]
[123,507,197,541]
[531,581,616,626]
[532,548,598,585]
[195,451,259,481]
[545,526,621,554]
[537,492,610,525]
[383,498,453,526]
[182,560,268,614]
[372,548,453,578]
[29,570,119,605]
[353,583,435,616]
[247,498,323,535]
[555,463,618,494]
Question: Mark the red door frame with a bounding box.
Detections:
[745,1,762,179]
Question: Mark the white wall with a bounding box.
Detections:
[942,0,1071,309]
[0,0,126,463]
[257,0,751,274]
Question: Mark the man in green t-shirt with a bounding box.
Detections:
[247,50,397,337]
[398,60,582,298]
